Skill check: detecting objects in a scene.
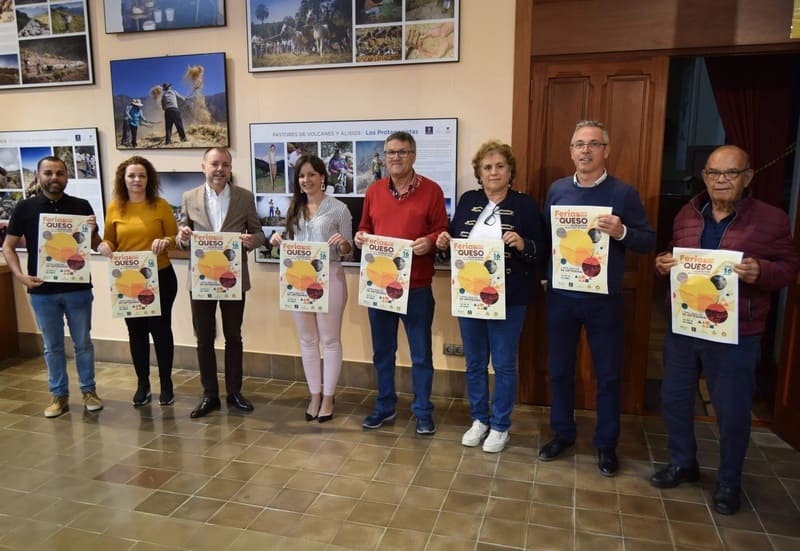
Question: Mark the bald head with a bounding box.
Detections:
[703,145,753,208]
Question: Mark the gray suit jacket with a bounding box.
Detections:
[178,183,265,292]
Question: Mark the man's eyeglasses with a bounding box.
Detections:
[702,168,749,181]
[384,150,414,158]
[484,205,500,226]
[570,141,607,150]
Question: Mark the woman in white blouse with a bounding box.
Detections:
[270,155,353,422]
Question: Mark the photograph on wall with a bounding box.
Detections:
[253,142,286,193]
[249,117,457,265]
[103,0,226,34]
[0,0,93,89]
[247,0,459,72]
[0,128,105,246]
[110,52,229,150]
[158,171,199,222]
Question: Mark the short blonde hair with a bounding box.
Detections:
[471,140,516,185]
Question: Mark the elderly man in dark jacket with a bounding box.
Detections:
[652,145,799,515]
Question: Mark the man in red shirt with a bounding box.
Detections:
[355,131,448,434]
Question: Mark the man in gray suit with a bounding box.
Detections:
[178,147,266,418]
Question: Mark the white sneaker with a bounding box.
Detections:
[461,420,490,447]
[482,429,509,453]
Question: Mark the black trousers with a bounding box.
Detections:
[124,265,178,392]
[164,108,186,143]
[190,294,246,397]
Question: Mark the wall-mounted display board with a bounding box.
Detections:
[103,0,226,34]
[246,0,459,72]
[0,128,105,245]
[0,0,94,90]
[110,52,230,150]
[249,117,457,264]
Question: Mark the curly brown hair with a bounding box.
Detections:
[113,156,161,205]
[471,140,516,185]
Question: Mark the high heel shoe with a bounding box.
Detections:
[318,396,335,423]
[305,397,320,421]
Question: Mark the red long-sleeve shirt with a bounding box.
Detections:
[358,174,448,288]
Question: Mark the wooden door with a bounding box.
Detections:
[773,219,800,447]
[518,56,668,414]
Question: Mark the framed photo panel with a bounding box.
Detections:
[109,52,229,150]
[158,170,200,259]
[0,0,94,90]
[0,128,105,245]
[246,0,459,72]
[249,117,457,264]
[103,0,226,34]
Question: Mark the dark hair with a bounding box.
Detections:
[36,156,67,173]
[385,131,416,152]
[471,140,516,185]
[285,155,328,239]
[113,156,160,207]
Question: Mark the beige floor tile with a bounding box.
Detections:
[0,360,797,551]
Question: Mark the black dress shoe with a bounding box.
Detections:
[190,395,221,419]
[598,448,619,477]
[226,392,254,412]
[538,437,575,461]
[649,463,700,488]
[713,485,741,515]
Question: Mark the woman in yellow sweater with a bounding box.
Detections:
[98,156,178,406]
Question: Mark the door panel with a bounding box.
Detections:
[518,57,668,414]
[773,262,800,447]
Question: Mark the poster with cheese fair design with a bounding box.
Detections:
[279,241,330,313]
[108,251,160,319]
[449,239,506,319]
[358,234,413,314]
[190,232,242,300]
[37,214,91,283]
[670,247,743,344]
[550,205,612,294]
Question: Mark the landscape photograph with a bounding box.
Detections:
[19,35,91,85]
[110,52,229,149]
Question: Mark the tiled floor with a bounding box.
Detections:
[0,358,798,550]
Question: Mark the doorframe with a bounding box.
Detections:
[511,0,800,426]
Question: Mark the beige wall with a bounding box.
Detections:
[4,1,516,371]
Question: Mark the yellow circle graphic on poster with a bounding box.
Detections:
[559,230,593,266]
[678,275,717,311]
[116,270,147,298]
[45,232,78,262]
[458,261,490,295]
[286,260,316,291]
[197,250,229,280]
[366,255,398,288]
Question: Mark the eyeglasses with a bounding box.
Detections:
[702,168,749,181]
[570,141,607,150]
[484,205,500,226]
[384,150,414,158]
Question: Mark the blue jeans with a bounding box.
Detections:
[546,291,623,449]
[368,286,435,419]
[662,330,760,488]
[30,289,95,397]
[459,305,527,432]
